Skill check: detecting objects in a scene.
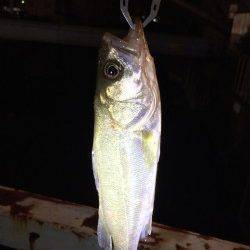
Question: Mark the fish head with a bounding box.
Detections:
[96,19,158,129]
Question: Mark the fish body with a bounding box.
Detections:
[92,20,161,250]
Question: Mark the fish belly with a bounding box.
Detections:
[93,122,157,250]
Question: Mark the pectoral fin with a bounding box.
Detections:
[142,130,159,168]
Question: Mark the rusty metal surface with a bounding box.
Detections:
[0,186,249,250]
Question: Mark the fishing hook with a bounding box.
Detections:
[120,0,162,29]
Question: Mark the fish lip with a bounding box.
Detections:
[102,33,139,56]
[102,32,124,45]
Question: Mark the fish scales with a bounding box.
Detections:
[92,19,161,250]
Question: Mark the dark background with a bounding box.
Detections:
[0,0,250,246]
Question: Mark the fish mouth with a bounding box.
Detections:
[102,33,138,56]
[102,19,147,55]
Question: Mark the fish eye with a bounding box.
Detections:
[103,61,123,80]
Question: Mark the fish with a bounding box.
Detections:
[92,19,161,250]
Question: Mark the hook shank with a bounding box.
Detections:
[120,0,162,29]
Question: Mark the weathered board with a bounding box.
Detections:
[0,186,249,250]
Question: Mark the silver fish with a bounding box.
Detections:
[92,19,161,250]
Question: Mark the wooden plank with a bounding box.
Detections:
[0,186,249,250]
[0,18,222,57]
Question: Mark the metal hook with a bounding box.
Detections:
[120,0,135,29]
[120,0,162,29]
